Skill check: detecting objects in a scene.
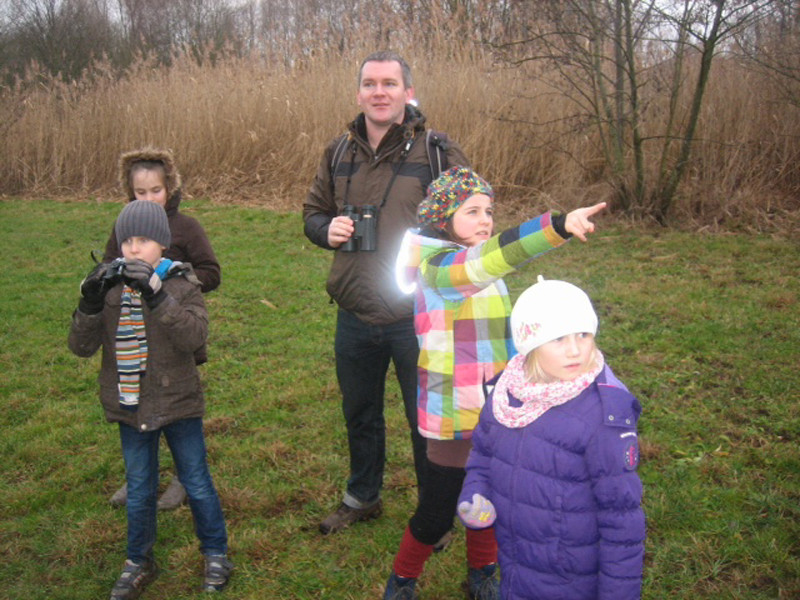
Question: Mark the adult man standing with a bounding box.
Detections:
[303,51,469,534]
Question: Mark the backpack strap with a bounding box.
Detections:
[330,129,449,193]
[329,133,351,194]
[426,130,449,180]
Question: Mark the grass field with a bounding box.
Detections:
[0,197,798,599]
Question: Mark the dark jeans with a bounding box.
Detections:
[119,418,227,563]
[334,309,426,507]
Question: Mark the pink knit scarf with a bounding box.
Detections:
[492,351,604,428]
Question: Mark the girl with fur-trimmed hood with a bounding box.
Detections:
[103,147,221,293]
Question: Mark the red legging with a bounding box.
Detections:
[393,440,497,578]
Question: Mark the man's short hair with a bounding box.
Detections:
[358,51,413,89]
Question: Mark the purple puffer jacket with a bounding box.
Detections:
[460,365,645,600]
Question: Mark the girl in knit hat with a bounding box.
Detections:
[458,277,645,600]
[69,201,232,599]
[388,166,606,599]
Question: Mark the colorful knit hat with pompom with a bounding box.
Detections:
[417,166,494,230]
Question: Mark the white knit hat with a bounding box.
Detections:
[511,276,598,355]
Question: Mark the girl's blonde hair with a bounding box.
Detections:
[523,340,599,383]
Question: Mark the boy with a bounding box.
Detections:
[69,200,232,599]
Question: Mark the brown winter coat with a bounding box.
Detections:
[68,267,208,432]
[302,107,469,326]
[103,148,221,294]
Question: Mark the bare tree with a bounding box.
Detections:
[732,0,800,106]
[4,0,117,80]
[493,0,775,223]
[116,0,174,63]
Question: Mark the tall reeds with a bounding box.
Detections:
[1,33,798,231]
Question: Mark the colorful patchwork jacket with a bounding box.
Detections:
[395,212,568,440]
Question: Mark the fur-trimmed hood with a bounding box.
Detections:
[118,147,183,215]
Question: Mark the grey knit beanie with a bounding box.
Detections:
[115,200,171,250]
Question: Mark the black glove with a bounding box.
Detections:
[122,259,167,307]
[78,263,113,314]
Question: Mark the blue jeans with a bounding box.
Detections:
[334,309,426,507]
[119,418,227,563]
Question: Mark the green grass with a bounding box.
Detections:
[1,198,798,599]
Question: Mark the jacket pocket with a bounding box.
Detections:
[150,371,203,420]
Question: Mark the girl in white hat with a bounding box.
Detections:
[457,277,645,600]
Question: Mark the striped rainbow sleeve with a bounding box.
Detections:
[422,211,568,302]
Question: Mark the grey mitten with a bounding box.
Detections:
[121,259,166,307]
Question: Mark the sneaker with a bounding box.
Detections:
[109,559,158,600]
[109,483,128,507]
[202,554,234,592]
[433,528,455,553]
[318,500,382,535]
[384,571,418,600]
[157,477,187,511]
[463,564,499,600]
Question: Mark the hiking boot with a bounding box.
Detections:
[318,500,382,535]
[463,564,499,600]
[433,528,455,553]
[109,559,158,600]
[383,571,418,600]
[202,554,234,592]
[109,483,128,507]
[157,477,187,511]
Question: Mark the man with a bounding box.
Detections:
[303,51,469,534]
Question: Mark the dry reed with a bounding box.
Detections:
[1,32,798,232]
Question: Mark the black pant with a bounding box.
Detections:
[409,460,466,545]
[334,309,427,505]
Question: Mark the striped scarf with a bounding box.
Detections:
[115,259,172,410]
[116,287,147,410]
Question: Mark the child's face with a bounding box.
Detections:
[451,194,493,247]
[121,236,164,268]
[131,168,168,207]
[535,333,596,382]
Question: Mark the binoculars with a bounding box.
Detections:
[340,204,377,252]
[104,257,127,282]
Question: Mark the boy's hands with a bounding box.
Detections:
[458,493,497,529]
[78,263,113,314]
[80,263,111,299]
[565,202,607,242]
[122,259,165,306]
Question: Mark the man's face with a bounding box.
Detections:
[357,60,414,130]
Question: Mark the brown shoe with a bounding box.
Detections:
[157,477,187,511]
[109,483,128,507]
[319,500,382,535]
